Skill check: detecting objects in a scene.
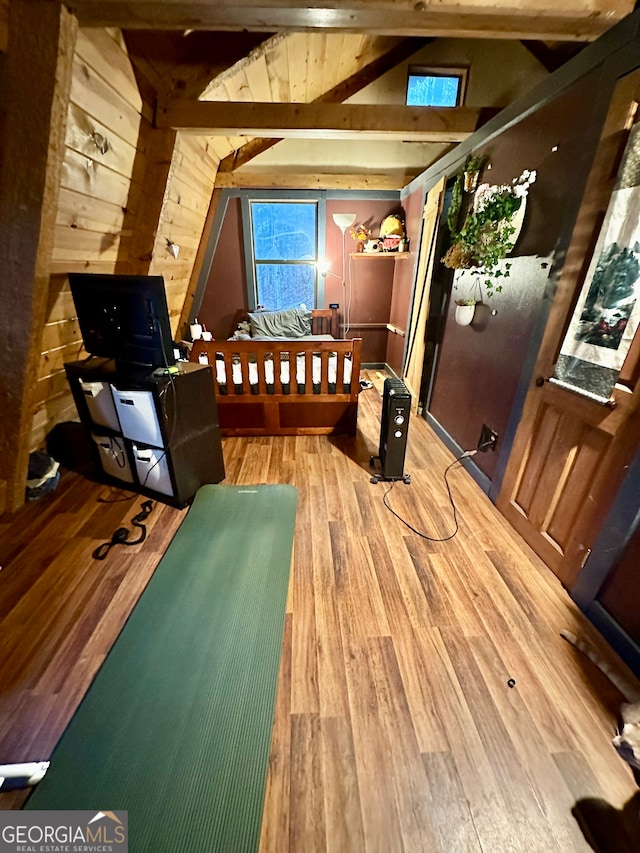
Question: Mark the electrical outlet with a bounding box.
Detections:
[478,424,498,452]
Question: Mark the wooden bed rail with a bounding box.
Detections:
[190,337,362,436]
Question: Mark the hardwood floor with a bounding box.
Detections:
[1,369,639,850]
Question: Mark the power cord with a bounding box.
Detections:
[98,489,136,504]
[381,449,477,542]
[92,499,155,560]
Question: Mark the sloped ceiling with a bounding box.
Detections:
[101,0,635,185]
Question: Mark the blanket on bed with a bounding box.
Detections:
[230,306,315,340]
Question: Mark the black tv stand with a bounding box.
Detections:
[65,358,225,508]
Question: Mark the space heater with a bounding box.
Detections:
[371,378,411,483]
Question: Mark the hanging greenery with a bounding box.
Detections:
[446,155,484,237]
[443,168,536,296]
[446,171,465,236]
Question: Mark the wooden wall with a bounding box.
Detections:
[28,28,409,454]
[32,28,146,450]
[31,28,220,453]
[148,132,219,323]
[0,0,7,53]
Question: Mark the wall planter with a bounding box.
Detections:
[443,168,536,296]
[455,300,480,326]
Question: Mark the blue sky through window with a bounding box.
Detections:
[406,74,461,107]
[251,201,317,309]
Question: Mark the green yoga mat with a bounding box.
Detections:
[27,484,297,852]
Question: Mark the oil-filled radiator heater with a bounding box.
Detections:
[370,377,411,484]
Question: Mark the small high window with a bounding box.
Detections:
[406,67,467,107]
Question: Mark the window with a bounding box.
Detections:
[249,201,319,310]
[406,67,467,107]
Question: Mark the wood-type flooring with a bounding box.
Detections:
[1,369,638,851]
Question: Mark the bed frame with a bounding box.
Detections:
[190,309,362,436]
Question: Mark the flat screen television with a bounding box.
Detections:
[68,273,176,370]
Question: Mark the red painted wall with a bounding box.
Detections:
[198,195,407,363]
[198,197,247,340]
[325,199,403,363]
[428,72,600,480]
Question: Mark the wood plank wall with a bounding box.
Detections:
[31,28,148,451]
[148,133,220,327]
[23,27,407,458]
[30,28,221,454]
[0,0,7,52]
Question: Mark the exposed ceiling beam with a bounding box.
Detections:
[69,1,634,41]
[218,36,431,173]
[214,170,416,191]
[156,100,497,141]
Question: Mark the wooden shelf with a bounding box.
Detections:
[350,252,412,259]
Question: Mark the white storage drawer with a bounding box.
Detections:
[112,388,164,447]
[132,444,174,496]
[91,433,133,483]
[80,381,120,431]
[65,360,224,508]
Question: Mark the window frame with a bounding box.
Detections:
[405,65,468,108]
[241,193,327,311]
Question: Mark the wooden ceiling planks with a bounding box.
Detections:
[264,34,293,101]
[192,32,412,175]
[244,50,273,103]
[305,32,327,103]
[198,33,399,106]
[285,32,309,103]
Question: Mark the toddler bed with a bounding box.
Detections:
[190,306,362,436]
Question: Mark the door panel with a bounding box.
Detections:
[497,67,640,588]
[506,387,614,571]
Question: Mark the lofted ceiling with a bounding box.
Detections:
[82,0,636,184]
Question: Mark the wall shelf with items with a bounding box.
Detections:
[350,252,412,260]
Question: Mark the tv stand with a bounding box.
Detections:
[65,358,225,508]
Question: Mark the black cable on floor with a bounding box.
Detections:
[93,499,155,560]
[381,451,475,542]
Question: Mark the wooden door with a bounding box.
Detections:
[402,178,445,411]
[497,68,640,589]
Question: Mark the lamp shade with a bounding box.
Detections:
[332,212,357,232]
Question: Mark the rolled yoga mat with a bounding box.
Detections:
[27,483,298,852]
